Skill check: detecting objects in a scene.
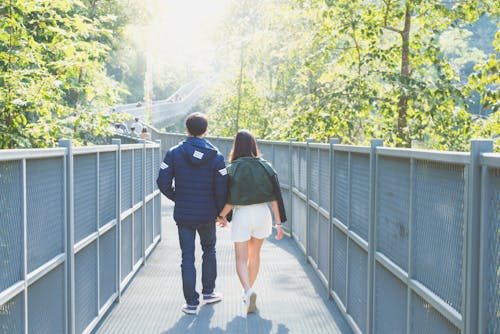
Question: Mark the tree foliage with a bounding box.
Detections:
[0,0,137,148]
[205,0,499,151]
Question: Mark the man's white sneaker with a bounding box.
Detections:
[203,291,223,304]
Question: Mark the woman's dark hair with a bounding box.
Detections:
[229,130,260,162]
[185,112,208,136]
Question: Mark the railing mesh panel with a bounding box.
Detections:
[74,154,97,243]
[133,149,143,205]
[299,147,307,193]
[0,160,23,290]
[310,148,320,204]
[410,293,459,334]
[274,145,290,185]
[75,242,97,334]
[319,149,330,210]
[99,227,116,308]
[0,292,24,333]
[134,208,143,264]
[348,241,368,333]
[26,158,65,272]
[153,148,159,191]
[486,167,500,333]
[121,150,133,211]
[154,195,161,238]
[120,216,133,281]
[318,214,330,279]
[27,265,65,334]
[292,195,306,246]
[309,207,319,263]
[146,200,154,246]
[349,153,370,242]
[332,225,347,305]
[292,147,300,189]
[146,148,153,195]
[374,263,407,333]
[334,152,349,225]
[259,143,273,164]
[99,152,116,227]
[377,156,410,271]
[412,160,465,312]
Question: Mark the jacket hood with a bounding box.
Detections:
[180,137,218,166]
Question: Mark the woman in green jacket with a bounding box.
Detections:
[217,130,286,314]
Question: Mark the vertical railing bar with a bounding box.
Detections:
[477,164,488,334]
[465,140,493,334]
[289,139,294,238]
[59,140,75,334]
[316,148,320,269]
[96,152,100,313]
[328,139,338,298]
[306,138,313,261]
[156,141,163,241]
[406,157,415,334]
[112,139,121,302]
[62,150,68,333]
[367,139,383,334]
[131,148,135,273]
[22,158,28,334]
[345,151,351,309]
[142,141,147,263]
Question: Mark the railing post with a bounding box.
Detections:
[112,139,122,302]
[59,139,75,334]
[289,138,295,238]
[367,139,383,334]
[328,138,339,298]
[141,140,147,264]
[156,140,162,241]
[306,138,313,261]
[465,139,493,334]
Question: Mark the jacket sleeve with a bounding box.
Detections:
[213,154,228,213]
[156,150,175,201]
[272,174,287,223]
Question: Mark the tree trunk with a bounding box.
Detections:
[397,3,411,147]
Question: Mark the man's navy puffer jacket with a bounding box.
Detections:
[156,137,228,225]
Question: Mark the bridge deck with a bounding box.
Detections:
[93,201,352,334]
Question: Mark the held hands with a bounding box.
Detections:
[216,215,228,228]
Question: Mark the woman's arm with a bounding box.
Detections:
[270,200,284,240]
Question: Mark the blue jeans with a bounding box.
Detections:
[177,223,217,306]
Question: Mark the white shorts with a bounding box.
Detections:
[231,203,272,242]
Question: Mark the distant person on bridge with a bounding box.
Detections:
[132,117,143,133]
[156,112,228,315]
[216,130,286,314]
[139,127,151,140]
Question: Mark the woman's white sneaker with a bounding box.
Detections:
[244,288,257,314]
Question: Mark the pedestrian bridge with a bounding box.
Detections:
[0,132,499,334]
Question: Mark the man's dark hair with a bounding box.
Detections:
[185,112,208,136]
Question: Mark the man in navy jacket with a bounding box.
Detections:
[157,113,228,314]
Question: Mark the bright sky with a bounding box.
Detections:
[143,0,231,73]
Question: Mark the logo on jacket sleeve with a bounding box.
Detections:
[218,167,227,176]
[193,150,204,159]
[160,162,168,169]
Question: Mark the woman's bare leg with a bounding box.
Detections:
[248,237,264,287]
[234,241,250,291]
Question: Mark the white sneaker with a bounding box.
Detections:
[203,291,223,304]
[244,288,257,314]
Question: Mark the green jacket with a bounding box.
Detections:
[227,157,276,205]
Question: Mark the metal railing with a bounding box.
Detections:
[155,131,499,334]
[0,139,162,334]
